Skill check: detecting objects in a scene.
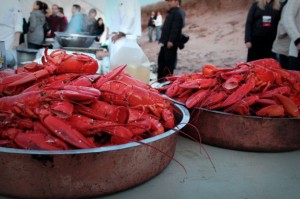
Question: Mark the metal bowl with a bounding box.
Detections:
[0,104,190,199]
[55,32,96,48]
[182,106,300,152]
[157,91,300,152]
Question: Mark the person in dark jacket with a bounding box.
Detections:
[85,8,98,35]
[245,0,283,62]
[157,0,185,82]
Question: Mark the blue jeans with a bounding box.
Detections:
[155,26,161,41]
[148,26,154,42]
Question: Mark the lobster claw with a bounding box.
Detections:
[14,132,69,150]
[50,101,74,119]
[275,94,300,117]
[221,77,255,108]
[185,90,209,108]
[256,105,285,117]
[42,114,95,149]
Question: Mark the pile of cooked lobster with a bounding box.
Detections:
[158,59,300,117]
[0,49,175,150]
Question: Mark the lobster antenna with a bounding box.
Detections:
[177,123,217,172]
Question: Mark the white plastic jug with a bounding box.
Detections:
[110,35,150,83]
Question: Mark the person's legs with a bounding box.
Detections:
[155,26,161,41]
[279,54,289,69]
[157,47,165,82]
[289,56,300,71]
[148,26,153,42]
[157,46,177,82]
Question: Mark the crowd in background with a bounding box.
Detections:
[147,10,163,42]
[21,1,106,49]
[1,0,300,73]
[245,0,299,71]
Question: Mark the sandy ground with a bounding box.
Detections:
[138,9,249,76]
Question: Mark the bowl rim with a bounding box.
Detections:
[54,32,96,38]
[0,104,190,155]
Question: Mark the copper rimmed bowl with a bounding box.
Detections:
[0,104,190,199]
[183,106,300,152]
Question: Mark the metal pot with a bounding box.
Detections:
[183,107,300,152]
[55,32,96,48]
[0,104,190,199]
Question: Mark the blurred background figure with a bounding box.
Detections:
[85,8,98,35]
[104,0,141,58]
[245,0,283,62]
[58,7,68,29]
[27,1,48,49]
[66,4,83,33]
[95,18,105,41]
[272,0,289,69]
[147,11,156,42]
[154,11,163,42]
[157,0,185,81]
[0,0,23,68]
[46,4,68,38]
[281,0,300,71]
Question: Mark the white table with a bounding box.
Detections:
[98,136,300,199]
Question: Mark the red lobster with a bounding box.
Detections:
[0,48,98,96]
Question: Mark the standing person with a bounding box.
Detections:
[95,18,105,42]
[154,11,163,42]
[27,1,48,49]
[104,0,141,59]
[245,0,283,62]
[147,11,156,42]
[66,4,83,33]
[157,0,185,82]
[272,0,289,69]
[46,4,68,38]
[57,7,68,31]
[281,0,300,71]
[85,8,98,35]
[0,0,23,67]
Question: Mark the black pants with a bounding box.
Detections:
[157,46,177,82]
[289,56,300,71]
[274,53,289,69]
[247,38,274,62]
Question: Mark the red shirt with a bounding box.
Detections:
[46,14,68,38]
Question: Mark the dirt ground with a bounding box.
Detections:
[138,5,250,76]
